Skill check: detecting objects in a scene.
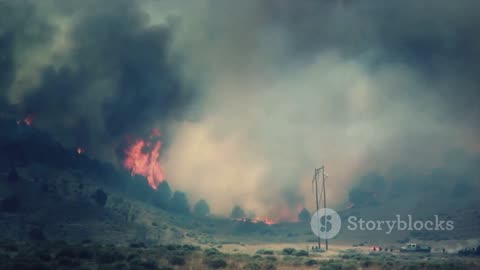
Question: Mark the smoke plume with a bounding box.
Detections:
[1,0,479,217]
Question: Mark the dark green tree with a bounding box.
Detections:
[153,181,172,208]
[193,199,210,217]
[169,191,190,214]
[298,207,311,223]
[230,205,245,219]
[92,189,108,207]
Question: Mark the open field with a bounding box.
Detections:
[2,241,480,270]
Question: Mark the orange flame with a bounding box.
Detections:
[232,217,277,226]
[252,217,276,225]
[17,115,33,126]
[123,130,165,189]
[24,115,33,126]
[232,204,304,226]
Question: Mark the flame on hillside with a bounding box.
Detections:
[17,114,33,126]
[123,129,166,189]
[232,204,304,225]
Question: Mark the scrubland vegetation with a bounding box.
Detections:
[1,242,479,270]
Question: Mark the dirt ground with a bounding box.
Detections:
[220,242,371,257]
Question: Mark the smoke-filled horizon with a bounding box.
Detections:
[1,0,479,217]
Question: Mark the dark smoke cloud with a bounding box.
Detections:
[1,0,479,216]
[1,0,194,161]
[161,0,480,214]
[262,0,480,120]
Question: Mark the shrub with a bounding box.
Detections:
[298,208,311,223]
[256,249,274,255]
[98,263,128,270]
[169,255,186,265]
[263,262,277,270]
[182,244,198,251]
[193,199,210,216]
[282,248,296,255]
[57,257,82,267]
[96,250,125,264]
[318,260,343,270]
[1,243,18,252]
[294,250,308,257]
[127,253,140,262]
[230,205,246,219]
[92,189,108,206]
[77,248,94,259]
[56,247,77,258]
[205,257,227,269]
[243,261,261,270]
[204,248,220,257]
[131,259,158,269]
[265,256,277,262]
[129,242,146,249]
[153,181,172,209]
[169,191,190,214]
[36,250,52,261]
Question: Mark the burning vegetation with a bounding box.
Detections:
[231,204,306,226]
[76,147,85,155]
[123,130,166,190]
[16,115,33,126]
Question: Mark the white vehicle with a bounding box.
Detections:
[400,243,431,253]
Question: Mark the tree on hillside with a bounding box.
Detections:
[230,205,245,219]
[193,199,210,217]
[298,208,311,223]
[153,181,172,209]
[92,189,108,207]
[169,191,190,214]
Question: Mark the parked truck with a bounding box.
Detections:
[400,243,431,253]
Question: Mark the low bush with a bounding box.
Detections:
[128,258,159,270]
[92,189,108,207]
[169,255,185,265]
[294,250,308,257]
[96,250,125,264]
[282,247,296,255]
[305,259,318,266]
[256,249,274,255]
[205,256,227,269]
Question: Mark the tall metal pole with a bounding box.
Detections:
[322,168,328,250]
[313,168,321,249]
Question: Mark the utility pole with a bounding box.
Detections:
[313,167,322,250]
[312,166,329,251]
[322,167,328,250]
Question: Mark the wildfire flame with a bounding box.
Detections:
[123,130,165,189]
[17,115,33,126]
[232,204,303,226]
[233,217,276,226]
[252,217,276,225]
[76,147,85,155]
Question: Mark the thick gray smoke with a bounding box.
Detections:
[0,0,194,161]
[1,0,479,217]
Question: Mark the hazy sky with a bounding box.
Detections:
[1,0,479,216]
